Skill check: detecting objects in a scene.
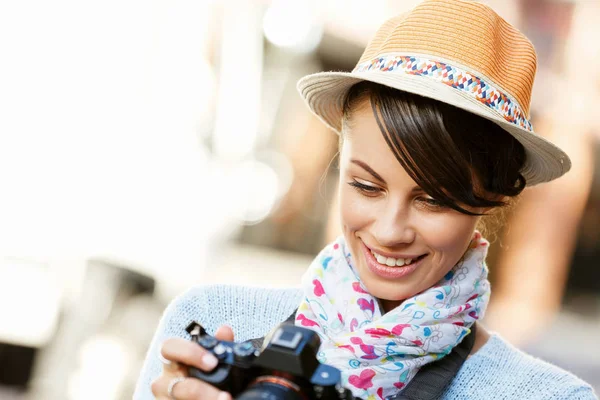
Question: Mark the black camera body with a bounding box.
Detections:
[185,321,355,400]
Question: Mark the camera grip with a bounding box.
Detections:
[187,363,233,391]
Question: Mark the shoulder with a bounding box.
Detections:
[442,334,597,399]
[133,284,302,400]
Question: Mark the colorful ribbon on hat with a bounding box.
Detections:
[354,55,533,132]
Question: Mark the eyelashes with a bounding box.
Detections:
[346,179,446,209]
[420,197,444,207]
[347,180,380,194]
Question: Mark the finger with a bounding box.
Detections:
[151,364,190,400]
[164,361,187,377]
[151,373,180,400]
[214,325,235,341]
[161,337,219,371]
[159,346,181,373]
[161,359,182,374]
[152,375,231,400]
[163,361,180,373]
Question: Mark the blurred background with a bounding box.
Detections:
[0,0,598,398]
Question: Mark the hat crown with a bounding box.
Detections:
[357,0,537,116]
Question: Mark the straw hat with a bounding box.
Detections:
[297,0,571,186]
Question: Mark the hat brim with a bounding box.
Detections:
[297,70,571,186]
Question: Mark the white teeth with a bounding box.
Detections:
[371,250,417,267]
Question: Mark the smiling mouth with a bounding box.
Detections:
[369,249,427,267]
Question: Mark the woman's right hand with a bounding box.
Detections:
[151,325,235,400]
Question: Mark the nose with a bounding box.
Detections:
[372,200,416,248]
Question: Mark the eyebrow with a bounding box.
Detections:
[350,158,424,193]
[350,159,385,182]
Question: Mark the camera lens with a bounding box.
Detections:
[236,377,303,400]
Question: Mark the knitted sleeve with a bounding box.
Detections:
[442,335,598,399]
[132,284,302,400]
[562,386,598,399]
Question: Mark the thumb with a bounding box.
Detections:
[214,325,235,341]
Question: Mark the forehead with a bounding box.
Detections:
[342,99,390,152]
[341,103,414,182]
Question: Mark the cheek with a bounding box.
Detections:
[339,186,373,231]
[419,214,479,257]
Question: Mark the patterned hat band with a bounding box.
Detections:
[353,54,533,132]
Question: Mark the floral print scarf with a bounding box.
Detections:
[296,233,491,399]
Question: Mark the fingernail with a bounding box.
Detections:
[202,353,219,369]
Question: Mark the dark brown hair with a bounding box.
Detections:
[342,81,526,216]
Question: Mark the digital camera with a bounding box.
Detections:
[184,321,355,400]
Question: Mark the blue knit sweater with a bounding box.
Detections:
[134,285,597,399]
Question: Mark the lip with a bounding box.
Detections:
[363,243,425,260]
[360,240,425,279]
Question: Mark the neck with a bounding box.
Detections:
[470,323,490,356]
[379,298,403,313]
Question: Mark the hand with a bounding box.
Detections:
[151,325,235,400]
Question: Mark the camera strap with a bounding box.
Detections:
[249,310,477,400]
[388,322,477,400]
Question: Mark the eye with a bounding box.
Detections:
[418,196,447,209]
[347,180,381,196]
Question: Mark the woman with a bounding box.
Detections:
[136,0,596,399]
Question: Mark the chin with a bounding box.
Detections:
[363,280,413,301]
[361,282,410,312]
